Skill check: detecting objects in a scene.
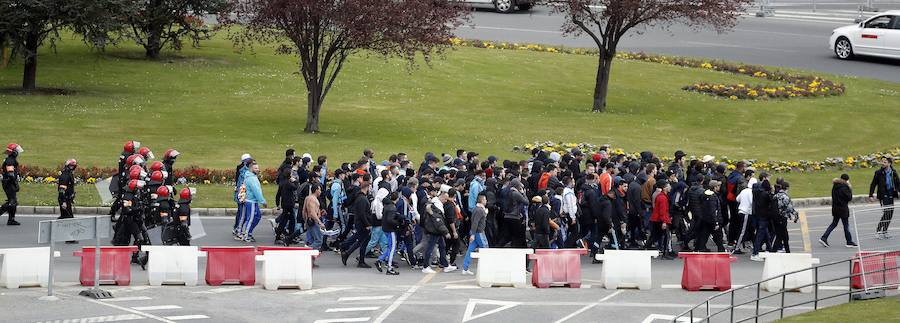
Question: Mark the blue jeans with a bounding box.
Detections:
[463,233,488,270]
[753,218,772,255]
[378,232,397,268]
[553,223,567,249]
[821,215,854,244]
[233,202,245,231]
[306,224,323,249]
[366,226,389,254]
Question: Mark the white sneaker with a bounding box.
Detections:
[461,270,474,275]
[443,265,458,273]
[421,267,436,274]
[818,238,829,248]
[750,254,763,262]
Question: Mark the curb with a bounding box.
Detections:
[13,195,874,216]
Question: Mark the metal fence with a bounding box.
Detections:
[755,0,900,17]
[672,205,900,323]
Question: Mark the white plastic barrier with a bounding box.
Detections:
[594,250,659,290]
[471,248,533,288]
[0,247,60,289]
[142,246,204,286]
[257,249,320,290]
[759,253,820,293]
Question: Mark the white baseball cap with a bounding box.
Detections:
[241,153,252,161]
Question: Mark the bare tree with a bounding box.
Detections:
[551,0,750,112]
[231,0,469,133]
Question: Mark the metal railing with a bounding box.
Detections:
[672,251,899,323]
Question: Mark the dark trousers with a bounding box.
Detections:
[446,235,460,265]
[275,206,295,237]
[696,221,726,252]
[343,228,371,264]
[422,234,448,268]
[771,217,791,253]
[753,218,772,255]
[534,233,550,249]
[878,197,895,233]
[485,211,498,246]
[822,215,854,244]
[651,222,670,253]
[498,217,526,248]
[626,213,644,246]
[58,197,74,219]
[0,186,17,222]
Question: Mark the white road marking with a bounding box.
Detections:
[36,314,144,323]
[132,305,182,311]
[164,315,210,321]
[461,299,521,323]
[294,286,355,295]
[100,296,154,302]
[641,314,702,323]
[432,278,476,285]
[579,284,592,289]
[372,273,435,323]
[554,290,621,323]
[312,318,370,323]
[326,307,380,313]
[338,295,394,302]
[80,297,177,323]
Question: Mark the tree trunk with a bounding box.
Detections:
[145,27,162,59]
[22,30,40,91]
[304,91,321,133]
[592,51,614,113]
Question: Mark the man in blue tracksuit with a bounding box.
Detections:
[468,170,485,214]
[233,154,253,237]
[238,163,267,242]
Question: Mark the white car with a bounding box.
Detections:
[830,11,900,60]
[462,0,534,14]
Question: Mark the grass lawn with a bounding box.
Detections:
[778,296,900,322]
[1,33,898,206]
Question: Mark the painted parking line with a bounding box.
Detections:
[132,305,182,311]
[294,286,356,295]
[553,290,624,323]
[373,273,435,323]
[100,296,154,302]
[445,284,481,289]
[36,314,145,323]
[164,315,210,321]
[326,307,381,313]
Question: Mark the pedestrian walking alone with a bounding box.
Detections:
[820,174,858,247]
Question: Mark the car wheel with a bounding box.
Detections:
[834,37,854,60]
[494,0,516,13]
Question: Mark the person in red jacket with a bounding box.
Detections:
[650,180,674,259]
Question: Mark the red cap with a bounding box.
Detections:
[127,179,145,191]
[150,171,164,183]
[124,141,140,154]
[126,154,145,166]
[6,143,22,154]
[164,149,180,159]
[592,153,602,163]
[138,147,154,160]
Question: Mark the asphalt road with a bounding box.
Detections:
[1,204,898,323]
[455,5,900,83]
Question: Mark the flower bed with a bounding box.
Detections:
[514,141,900,173]
[450,38,845,100]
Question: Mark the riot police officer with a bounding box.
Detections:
[58,159,77,219]
[0,143,23,225]
[162,149,179,186]
[110,141,140,218]
[165,188,193,246]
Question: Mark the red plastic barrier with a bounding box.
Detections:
[528,249,588,288]
[73,246,139,286]
[200,247,258,286]
[851,251,899,290]
[679,252,736,291]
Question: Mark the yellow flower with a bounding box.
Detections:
[449,38,462,46]
[203,179,211,184]
[729,95,738,100]
[262,180,269,185]
[45,176,57,183]
[25,176,34,182]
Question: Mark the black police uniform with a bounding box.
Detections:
[109,152,132,217]
[57,167,76,219]
[0,153,20,225]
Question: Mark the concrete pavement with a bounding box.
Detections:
[0,204,898,322]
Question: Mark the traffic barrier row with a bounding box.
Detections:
[2,246,895,292]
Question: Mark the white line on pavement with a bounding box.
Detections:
[79,296,177,323]
[193,286,253,294]
[294,286,355,296]
[36,314,145,323]
[431,278,476,285]
[164,315,210,321]
[338,295,394,302]
[132,305,182,311]
[312,318,371,323]
[326,307,381,313]
[100,296,154,302]
[372,273,435,323]
[554,290,624,323]
[445,285,481,289]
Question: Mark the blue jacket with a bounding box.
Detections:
[331,180,346,215]
[234,164,249,203]
[243,170,266,205]
[468,177,485,213]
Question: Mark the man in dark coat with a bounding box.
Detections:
[341,184,373,268]
[820,174,857,247]
[870,157,900,239]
